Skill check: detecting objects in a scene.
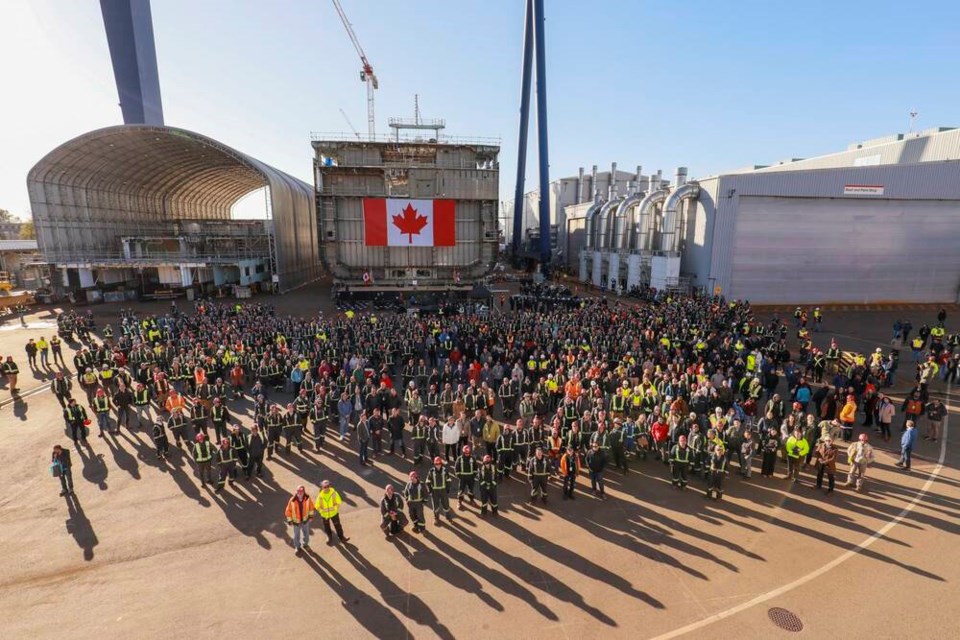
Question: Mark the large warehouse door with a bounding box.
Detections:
[729,196,960,304]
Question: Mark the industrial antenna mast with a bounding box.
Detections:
[331,0,378,138]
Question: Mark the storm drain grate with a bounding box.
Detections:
[768,607,803,632]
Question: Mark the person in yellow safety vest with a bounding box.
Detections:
[930,325,945,344]
[784,427,810,483]
[80,367,100,403]
[745,352,757,373]
[314,480,350,544]
[100,364,115,391]
[911,336,924,361]
[659,336,671,349]
[285,485,315,555]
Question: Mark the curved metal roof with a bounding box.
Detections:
[27,125,320,291]
[28,125,309,216]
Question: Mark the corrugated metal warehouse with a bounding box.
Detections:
[686,127,960,304]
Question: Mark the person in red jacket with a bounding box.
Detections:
[651,416,669,463]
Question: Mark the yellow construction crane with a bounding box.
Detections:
[331,0,379,139]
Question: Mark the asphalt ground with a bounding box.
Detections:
[0,289,957,640]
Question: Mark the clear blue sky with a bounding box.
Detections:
[3,0,960,218]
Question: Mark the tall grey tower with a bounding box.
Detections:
[100,0,164,125]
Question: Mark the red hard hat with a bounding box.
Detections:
[483,454,493,463]
[792,401,802,411]
[195,433,205,442]
[462,444,471,454]
[433,456,443,465]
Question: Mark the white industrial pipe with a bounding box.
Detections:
[659,181,700,253]
[576,167,585,204]
[609,162,618,198]
[613,190,646,251]
[595,197,623,250]
[590,164,599,201]
[582,199,604,249]
[675,166,688,187]
[633,189,668,251]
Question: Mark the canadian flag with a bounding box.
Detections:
[363,198,456,247]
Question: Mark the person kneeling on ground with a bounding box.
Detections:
[380,484,408,537]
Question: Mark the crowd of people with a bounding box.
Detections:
[2,290,952,553]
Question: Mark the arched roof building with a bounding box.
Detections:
[27,125,320,293]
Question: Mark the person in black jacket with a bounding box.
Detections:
[380,484,407,537]
[368,408,385,457]
[63,398,89,446]
[112,382,134,431]
[387,407,406,457]
[246,424,266,478]
[50,371,73,408]
[585,442,607,498]
[51,445,74,496]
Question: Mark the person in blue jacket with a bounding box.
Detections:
[895,420,919,470]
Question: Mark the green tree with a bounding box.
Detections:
[19,220,35,239]
[0,208,14,222]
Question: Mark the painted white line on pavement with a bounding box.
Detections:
[649,383,952,640]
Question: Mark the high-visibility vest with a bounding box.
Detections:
[315,489,341,518]
[286,496,313,524]
[94,397,110,413]
[530,457,550,476]
[194,441,213,463]
[427,467,449,490]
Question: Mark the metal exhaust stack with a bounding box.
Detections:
[591,165,599,202]
[609,161,618,198]
[577,167,585,204]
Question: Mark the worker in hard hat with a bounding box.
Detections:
[403,470,428,533]
[425,456,455,524]
[312,479,348,545]
[193,433,215,487]
[285,485,314,556]
[380,484,407,537]
[478,454,499,516]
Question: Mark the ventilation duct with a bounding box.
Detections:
[613,190,646,251]
[633,189,668,251]
[659,181,700,253]
[595,197,623,250]
[582,199,604,249]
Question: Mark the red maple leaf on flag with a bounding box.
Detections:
[392,203,429,244]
